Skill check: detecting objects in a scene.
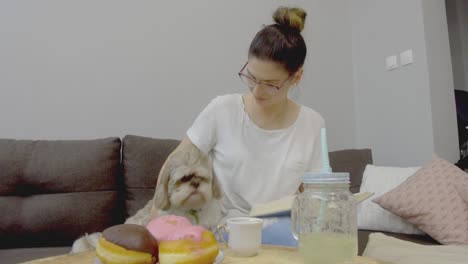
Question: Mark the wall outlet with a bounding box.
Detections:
[386,55,398,70]
[400,49,414,66]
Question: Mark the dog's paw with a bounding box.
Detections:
[70,232,101,254]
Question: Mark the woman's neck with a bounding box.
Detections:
[243,94,297,130]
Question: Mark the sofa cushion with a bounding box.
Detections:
[362,232,466,264]
[122,135,179,217]
[329,149,373,193]
[358,165,424,235]
[358,230,439,256]
[374,156,468,245]
[0,137,123,248]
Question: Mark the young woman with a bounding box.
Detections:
[157,6,324,245]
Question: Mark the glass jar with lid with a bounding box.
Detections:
[291,172,358,264]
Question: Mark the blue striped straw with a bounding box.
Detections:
[320,128,332,173]
[317,128,331,230]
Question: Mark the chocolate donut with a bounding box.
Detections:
[96,224,158,264]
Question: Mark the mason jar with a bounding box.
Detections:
[291,172,357,264]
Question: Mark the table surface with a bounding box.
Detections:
[22,245,390,264]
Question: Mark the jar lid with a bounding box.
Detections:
[303,172,350,184]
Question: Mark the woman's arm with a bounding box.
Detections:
[156,136,197,186]
[171,136,197,155]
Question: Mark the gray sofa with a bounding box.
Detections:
[0,135,438,263]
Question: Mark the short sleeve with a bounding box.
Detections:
[186,97,220,154]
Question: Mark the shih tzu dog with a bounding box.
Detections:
[127,146,224,229]
[71,146,224,253]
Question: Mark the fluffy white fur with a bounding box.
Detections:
[71,147,223,254]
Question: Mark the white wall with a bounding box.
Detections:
[1,0,459,165]
[301,0,355,151]
[0,0,355,151]
[351,0,458,166]
[446,0,468,92]
[422,0,460,164]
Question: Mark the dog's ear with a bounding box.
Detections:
[153,150,188,210]
[211,173,222,199]
[153,162,171,210]
[194,148,222,199]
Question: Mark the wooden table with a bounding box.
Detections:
[22,245,390,264]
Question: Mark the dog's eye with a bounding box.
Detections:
[197,177,208,182]
[180,174,194,183]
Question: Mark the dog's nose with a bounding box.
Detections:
[191,181,200,188]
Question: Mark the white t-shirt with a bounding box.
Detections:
[187,94,324,218]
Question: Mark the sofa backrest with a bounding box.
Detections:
[329,148,373,193]
[121,135,179,218]
[0,138,123,248]
[0,135,372,249]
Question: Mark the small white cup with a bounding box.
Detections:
[216,217,263,257]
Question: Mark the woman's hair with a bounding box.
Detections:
[248,7,307,75]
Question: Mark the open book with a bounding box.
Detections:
[249,192,374,217]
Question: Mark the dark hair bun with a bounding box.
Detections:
[273,7,307,32]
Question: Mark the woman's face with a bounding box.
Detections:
[243,57,301,107]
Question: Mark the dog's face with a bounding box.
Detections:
[153,147,222,211]
[167,158,214,209]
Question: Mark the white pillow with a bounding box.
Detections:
[358,165,425,234]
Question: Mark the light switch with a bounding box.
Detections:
[386,55,398,70]
[400,49,413,66]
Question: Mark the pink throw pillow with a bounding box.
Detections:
[373,156,468,245]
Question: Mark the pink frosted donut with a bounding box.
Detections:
[146,215,219,264]
[146,215,193,241]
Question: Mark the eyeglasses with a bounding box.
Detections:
[238,62,292,94]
